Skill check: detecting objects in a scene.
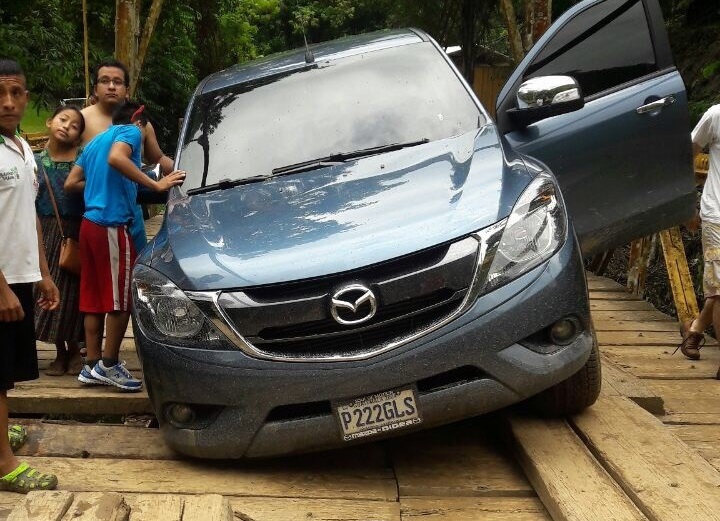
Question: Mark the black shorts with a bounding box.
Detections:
[0,283,39,391]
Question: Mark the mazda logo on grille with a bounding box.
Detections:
[330,284,378,326]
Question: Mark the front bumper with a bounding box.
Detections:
[134,233,593,458]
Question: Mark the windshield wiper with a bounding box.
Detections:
[271,138,430,176]
[189,138,431,194]
[187,175,270,195]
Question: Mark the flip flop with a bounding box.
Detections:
[8,425,27,452]
[0,462,57,494]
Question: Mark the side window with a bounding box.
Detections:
[526,0,657,98]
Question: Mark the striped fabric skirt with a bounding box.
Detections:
[34,216,84,343]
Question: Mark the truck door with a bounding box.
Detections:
[495,0,696,255]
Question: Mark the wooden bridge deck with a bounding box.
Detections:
[2,221,719,519]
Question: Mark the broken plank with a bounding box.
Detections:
[643,380,720,416]
[400,497,551,520]
[6,491,73,521]
[506,414,647,521]
[63,492,130,520]
[570,395,720,521]
[388,421,533,498]
[128,494,184,521]
[600,356,664,415]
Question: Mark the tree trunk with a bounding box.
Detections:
[134,0,165,96]
[115,0,140,88]
[460,0,477,85]
[531,0,552,44]
[500,0,525,64]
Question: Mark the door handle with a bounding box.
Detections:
[636,95,676,114]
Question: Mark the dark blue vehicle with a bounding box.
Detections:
[131,0,694,458]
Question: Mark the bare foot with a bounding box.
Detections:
[44,357,68,376]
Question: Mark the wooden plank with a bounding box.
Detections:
[128,494,184,521]
[389,421,533,498]
[667,425,720,468]
[601,345,719,380]
[643,380,720,415]
[659,227,699,323]
[400,497,551,520]
[7,386,152,415]
[592,320,679,332]
[14,456,397,501]
[589,291,641,301]
[597,330,686,346]
[6,491,73,521]
[586,274,628,292]
[600,355,664,415]
[12,421,175,461]
[63,492,130,520]
[506,414,647,521]
[661,413,720,425]
[181,495,232,521]
[0,493,402,521]
[591,310,676,323]
[570,395,720,520]
[590,300,658,312]
[227,496,400,521]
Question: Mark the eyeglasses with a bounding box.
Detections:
[97,77,126,87]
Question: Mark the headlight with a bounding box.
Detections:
[132,264,224,348]
[482,172,566,292]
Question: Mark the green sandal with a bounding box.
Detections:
[8,425,27,452]
[0,462,58,493]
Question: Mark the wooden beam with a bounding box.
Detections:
[659,227,699,324]
[600,354,665,415]
[505,414,646,521]
[627,235,655,296]
[570,395,720,520]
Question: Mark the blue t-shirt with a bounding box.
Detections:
[76,124,141,227]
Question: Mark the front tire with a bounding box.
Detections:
[528,338,601,416]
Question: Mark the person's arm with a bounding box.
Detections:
[34,217,59,311]
[109,141,185,191]
[65,164,86,193]
[143,122,174,175]
[0,271,23,322]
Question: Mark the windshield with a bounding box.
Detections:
[178,42,485,190]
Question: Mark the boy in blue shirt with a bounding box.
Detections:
[65,101,185,391]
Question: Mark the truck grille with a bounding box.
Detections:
[203,235,480,361]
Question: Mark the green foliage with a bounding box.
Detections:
[136,2,199,152]
[219,0,283,63]
[0,1,82,112]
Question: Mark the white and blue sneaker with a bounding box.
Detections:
[91,361,143,392]
[77,363,109,386]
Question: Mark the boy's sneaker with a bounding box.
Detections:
[91,361,143,392]
[77,363,109,386]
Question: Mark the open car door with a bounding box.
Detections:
[495,0,696,256]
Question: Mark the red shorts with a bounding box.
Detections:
[79,219,136,313]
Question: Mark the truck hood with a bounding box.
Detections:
[147,125,532,290]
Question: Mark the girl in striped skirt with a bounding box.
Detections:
[34,106,86,376]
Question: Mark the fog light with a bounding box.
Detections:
[166,403,196,426]
[549,318,579,345]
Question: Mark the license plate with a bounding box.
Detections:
[333,386,422,441]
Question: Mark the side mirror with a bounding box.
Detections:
[137,164,168,205]
[507,75,584,127]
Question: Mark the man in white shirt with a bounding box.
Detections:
[0,59,60,492]
[678,104,720,380]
